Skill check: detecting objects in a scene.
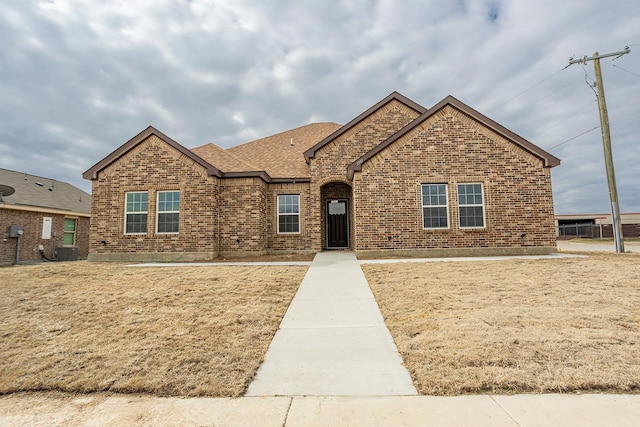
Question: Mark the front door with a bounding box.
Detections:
[326,199,349,248]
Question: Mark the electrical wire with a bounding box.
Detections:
[612,64,640,79]
[610,123,640,159]
[582,65,598,97]
[545,126,599,151]
[486,67,566,114]
[531,100,597,138]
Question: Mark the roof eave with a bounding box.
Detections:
[220,171,310,184]
[303,91,427,161]
[347,95,561,174]
[82,126,223,180]
[441,96,561,168]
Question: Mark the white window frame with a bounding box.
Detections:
[421,184,449,229]
[156,190,180,234]
[458,183,486,229]
[277,194,300,234]
[124,191,148,235]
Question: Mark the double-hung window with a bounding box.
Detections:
[458,183,485,228]
[125,192,148,234]
[63,218,77,246]
[421,184,449,229]
[157,191,180,234]
[278,194,300,234]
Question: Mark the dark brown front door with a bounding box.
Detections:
[326,199,349,248]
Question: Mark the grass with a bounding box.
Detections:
[0,261,306,397]
[363,253,640,395]
[3,253,640,398]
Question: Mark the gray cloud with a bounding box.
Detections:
[1,0,639,214]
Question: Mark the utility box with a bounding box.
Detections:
[56,247,78,261]
[7,225,23,238]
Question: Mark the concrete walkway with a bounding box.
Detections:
[557,239,640,253]
[245,251,417,396]
[2,393,640,426]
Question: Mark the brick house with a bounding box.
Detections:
[83,92,560,261]
[1,168,90,264]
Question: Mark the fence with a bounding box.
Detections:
[558,222,639,239]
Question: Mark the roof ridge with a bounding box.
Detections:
[191,142,262,172]
[228,122,341,152]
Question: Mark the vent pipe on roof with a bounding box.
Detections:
[290,138,294,147]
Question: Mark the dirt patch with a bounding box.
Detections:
[0,261,306,397]
[364,253,640,395]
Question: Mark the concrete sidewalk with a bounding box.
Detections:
[2,393,640,426]
[557,240,640,253]
[246,251,416,396]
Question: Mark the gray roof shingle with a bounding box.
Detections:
[0,168,91,214]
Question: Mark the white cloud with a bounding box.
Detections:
[0,0,639,214]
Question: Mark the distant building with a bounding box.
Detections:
[555,213,640,239]
[0,168,91,264]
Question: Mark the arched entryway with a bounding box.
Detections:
[320,181,352,249]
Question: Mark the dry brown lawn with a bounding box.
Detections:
[364,254,640,395]
[0,261,306,397]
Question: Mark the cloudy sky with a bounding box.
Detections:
[1,0,639,214]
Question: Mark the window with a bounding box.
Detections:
[278,194,300,233]
[63,218,77,246]
[157,191,180,233]
[458,183,485,228]
[125,192,148,234]
[421,184,448,228]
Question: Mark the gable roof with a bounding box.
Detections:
[303,91,427,161]
[228,122,342,179]
[347,95,561,179]
[83,126,222,180]
[0,168,91,214]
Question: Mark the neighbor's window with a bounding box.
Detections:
[157,191,180,234]
[63,218,77,246]
[458,183,485,228]
[278,194,300,233]
[421,184,449,229]
[125,191,148,234]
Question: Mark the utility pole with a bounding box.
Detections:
[568,48,630,253]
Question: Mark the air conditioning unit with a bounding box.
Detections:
[56,247,78,261]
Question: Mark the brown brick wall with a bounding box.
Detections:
[218,178,267,255]
[266,183,314,253]
[353,106,557,253]
[86,102,558,260]
[1,209,89,264]
[308,99,421,250]
[88,135,219,261]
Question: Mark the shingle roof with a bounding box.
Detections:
[0,168,91,214]
[227,122,342,178]
[190,143,260,173]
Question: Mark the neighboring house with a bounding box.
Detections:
[83,92,560,262]
[0,168,91,264]
[556,213,640,239]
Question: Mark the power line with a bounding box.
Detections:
[611,123,640,159]
[486,67,566,114]
[612,64,640,78]
[566,48,631,253]
[531,100,597,138]
[545,126,599,151]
